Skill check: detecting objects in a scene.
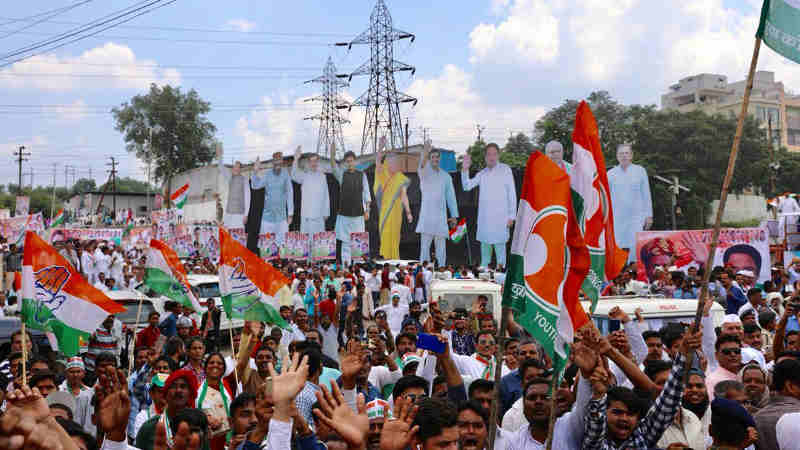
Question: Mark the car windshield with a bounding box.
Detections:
[193,282,220,298]
[114,300,156,326]
[592,316,696,335]
[435,293,494,315]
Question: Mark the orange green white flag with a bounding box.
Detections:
[145,239,204,312]
[502,151,590,373]
[21,231,125,356]
[218,227,290,329]
[171,183,190,209]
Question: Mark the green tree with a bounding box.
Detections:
[501,133,534,168]
[71,178,96,196]
[99,176,156,194]
[112,83,217,205]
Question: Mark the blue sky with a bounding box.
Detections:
[1,0,798,189]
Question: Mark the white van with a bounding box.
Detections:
[582,296,725,335]
[430,279,503,323]
[185,274,244,331]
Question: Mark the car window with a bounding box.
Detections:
[194,283,220,298]
[436,293,494,314]
[115,300,156,326]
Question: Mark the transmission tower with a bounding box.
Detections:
[304,57,350,158]
[336,0,417,154]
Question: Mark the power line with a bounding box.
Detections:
[0,1,94,41]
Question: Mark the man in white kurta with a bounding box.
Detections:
[216,144,250,229]
[330,145,371,267]
[545,140,573,175]
[607,144,653,262]
[251,151,294,245]
[292,147,330,235]
[416,142,459,266]
[778,193,800,244]
[461,143,517,268]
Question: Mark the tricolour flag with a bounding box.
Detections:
[449,218,467,242]
[757,0,800,64]
[21,231,125,356]
[570,101,628,312]
[145,239,204,312]
[123,213,134,237]
[170,183,190,209]
[49,209,65,229]
[502,152,590,373]
[219,227,290,328]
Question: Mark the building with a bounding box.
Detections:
[661,71,800,152]
[64,191,156,218]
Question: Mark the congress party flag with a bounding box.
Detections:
[21,231,125,356]
[218,227,290,329]
[502,152,590,373]
[570,101,628,312]
[449,218,467,243]
[49,209,65,229]
[171,183,190,209]
[145,239,204,312]
[757,0,800,64]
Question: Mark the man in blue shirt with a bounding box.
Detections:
[720,271,747,315]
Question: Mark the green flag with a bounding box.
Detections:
[757,0,800,64]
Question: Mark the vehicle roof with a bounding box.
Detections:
[104,290,146,300]
[583,298,724,316]
[374,259,419,267]
[430,279,502,292]
[186,274,219,284]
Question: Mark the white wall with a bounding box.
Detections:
[707,193,768,224]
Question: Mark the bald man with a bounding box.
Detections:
[545,141,573,175]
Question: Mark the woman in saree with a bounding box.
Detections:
[373,137,413,259]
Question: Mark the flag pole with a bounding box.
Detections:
[544,375,559,450]
[127,294,145,379]
[687,36,763,379]
[228,319,239,387]
[21,321,27,386]
[487,306,509,449]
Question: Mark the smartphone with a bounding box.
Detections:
[608,319,621,333]
[417,333,446,354]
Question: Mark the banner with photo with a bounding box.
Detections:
[636,227,770,282]
[350,232,369,262]
[151,209,180,240]
[14,196,29,216]
[51,228,124,245]
[123,226,153,249]
[1,213,44,244]
[258,233,279,260]
[227,227,247,247]
[281,232,310,260]
[311,231,336,261]
[0,209,10,220]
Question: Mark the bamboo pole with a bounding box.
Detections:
[229,319,239,387]
[687,37,763,377]
[544,375,559,450]
[486,307,509,449]
[21,322,27,386]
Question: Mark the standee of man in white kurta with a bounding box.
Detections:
[331,147,371,267]
[216,144,250,229]
[607,144,652,262]
[416,145,458,266]
[250,152,293,245]
[291,149,330,235]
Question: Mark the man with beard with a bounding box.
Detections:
[706,335,744,400]
[582,329,701,450]
[449,308,475,356]
[754,358,800,449]
[457,399,507,450]
[135,369,198,450]
[506,342,598,449]
[647,362,705,450]
[681,369,711,438]
[402,300,426,335]
[242,346,275,396]
[739,362,769,414]
[450,330,509,382]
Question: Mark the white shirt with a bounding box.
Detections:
[317,323,339,363]
[416,162,459,237]
[461,162,516,245]
[374,303,409,336]
[291,165,330,220]
[368,365,402,395]
[777,412,800,450]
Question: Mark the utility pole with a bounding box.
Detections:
[768,116,776,195]
[476,124,485,142]
[14,145,30,195]
[107,157,118,222]
[405,118,409,152]
[51,163,58,219]
[654,174,690,230]
[64,164,73,191]
[25,168,34,191]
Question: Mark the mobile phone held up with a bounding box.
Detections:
[416,333,446,354]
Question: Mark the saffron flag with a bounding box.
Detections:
[218,227,290,328]
[757,0,800,64]
[123,214,134,237]
[21,231,125,356]
[171,183,190,209]
[49,209,65,229]
[502,152,590,373]
[449,218,467,242]
[570,101,628,311]
[145,239,204,312]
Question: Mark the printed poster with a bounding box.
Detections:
[258,233,279,261]
[123,226,153,249]
[0,209,10,220]
[51,228,123,245]
[0,213,44,244]
[281,232,309,260]
[636,227,770,282]
[15,196,29,216]
[311,231,336,261]
[350,232,369,262]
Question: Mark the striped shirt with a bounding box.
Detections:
[85,327,118,371]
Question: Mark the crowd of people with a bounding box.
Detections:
[3,238,800,450]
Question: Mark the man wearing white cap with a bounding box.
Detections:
[374,290,410,337]
[365,399,390,450]
[59,356,91,399]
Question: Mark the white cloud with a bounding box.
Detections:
[0,42,181,91]
[52,100,89,122]
[226,19,256,32]
[235,94,317,159]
